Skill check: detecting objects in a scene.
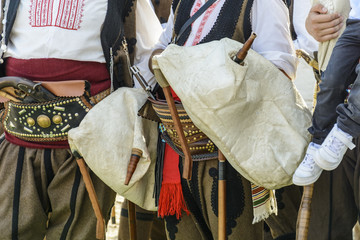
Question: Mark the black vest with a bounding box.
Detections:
[172,0,254,46]
[283,0,297,40]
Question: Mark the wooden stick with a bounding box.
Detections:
[295,51,320,240]
[296,184,314,240]
[111,205,116,224]
[218,151,226,240]
[128,201,137,240]
[162,86,193,180]
[76,158,105,240]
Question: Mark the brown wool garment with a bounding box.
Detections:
[0,140,116,240]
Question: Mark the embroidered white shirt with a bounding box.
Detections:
[5,0,108,62]
[155,0,298,79]
[3,0,163,84]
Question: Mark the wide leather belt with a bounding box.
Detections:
[3,96,92,142]
[2,88,110,142]
[150,98,218,161]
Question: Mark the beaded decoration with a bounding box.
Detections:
[3,96,92,142]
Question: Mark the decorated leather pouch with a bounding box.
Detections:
[149,98,218,161]
[137,98,161,122]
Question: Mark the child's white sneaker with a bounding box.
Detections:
[315,124,355,171]
[293,142,322,186]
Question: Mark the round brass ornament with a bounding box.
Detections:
[37,115,51,128]
[52,115,62,124]
[26,117,35,126]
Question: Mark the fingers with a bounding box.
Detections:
[313,31,341,42]
[310,3,329,14]
[305,3,344,42]
[312,12,343,24]
[315,19,344,40]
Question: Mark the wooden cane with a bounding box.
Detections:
[124,148,142,240]
[128,201,137,240]
[76,157,105,240]
[218,151,227,240]
[162,86,193,180]
[296,184,314,240]
[295,52,321,240]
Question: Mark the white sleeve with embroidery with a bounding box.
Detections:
[252,0,298,79]
[133,0,163,89]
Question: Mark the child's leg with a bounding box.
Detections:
[315,123,355,170]
[293,20,360,185]
[310,19,360,145]
[312,21,360,171]
[337,64,360,138]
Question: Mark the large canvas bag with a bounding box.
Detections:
[153,38,312,189]
[68,88,158,211]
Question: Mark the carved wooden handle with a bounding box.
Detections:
[124,148,143,185]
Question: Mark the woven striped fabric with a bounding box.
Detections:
[251,183,277,223]
[252,184,270,207]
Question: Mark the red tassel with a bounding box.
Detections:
[158,182,189,219]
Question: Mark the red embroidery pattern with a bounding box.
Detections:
[30,0,84,30]
[30,0,54,27]
[190,0,220,46]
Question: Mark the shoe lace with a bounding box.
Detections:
[302,153,315,170]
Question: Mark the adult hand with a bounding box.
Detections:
[305,3,344,42]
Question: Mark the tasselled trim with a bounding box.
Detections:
[121,37,132,75]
